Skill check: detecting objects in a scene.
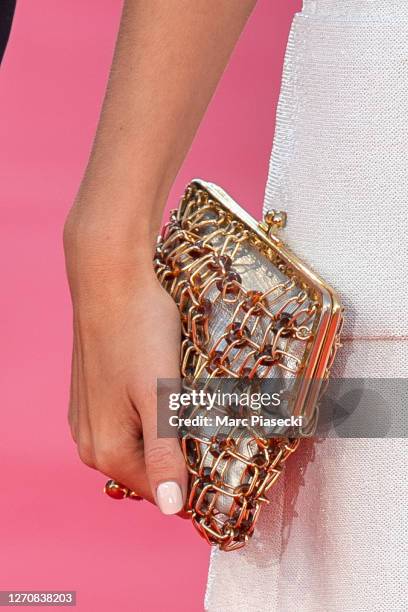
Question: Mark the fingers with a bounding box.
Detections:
[96,444,153,503]
[74,410,155,503]
[140,392,188,515]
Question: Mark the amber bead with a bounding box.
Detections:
[209,440,221,458]
[255,350,279,365]
[274,311,293,335]
[104,480,127,500]
[128,491,143,501]
[226,322,249,346]
[242,290,264,314]
[190,272,202,286]
[201,467,220,484]
[196,298,212,317]
[212,350,229,367]
[207,254,232,272]
[189,241,211,259]
[239,519,252,532]
[186,440,199,464]
[219,438,236,452]
[216,271,242,295]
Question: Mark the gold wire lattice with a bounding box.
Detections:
[155,182,342,550]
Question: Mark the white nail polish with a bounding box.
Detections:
[156,481,183,515]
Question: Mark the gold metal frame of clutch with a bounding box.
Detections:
[155,179,344,550]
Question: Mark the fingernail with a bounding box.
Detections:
[156,481,183,515]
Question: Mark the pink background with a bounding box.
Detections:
[0,1,300,610]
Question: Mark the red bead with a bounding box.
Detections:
[104,480,128,500]
[128,491,143,501]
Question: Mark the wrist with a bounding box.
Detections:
[63,212,159,297]
[68,162,172,250]
[64,201,159,266]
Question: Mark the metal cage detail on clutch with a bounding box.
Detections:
[155,179,343,551]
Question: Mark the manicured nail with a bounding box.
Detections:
[156,481,183,515]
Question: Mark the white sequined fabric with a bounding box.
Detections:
[263,0,408,341]
[206,1,408,610]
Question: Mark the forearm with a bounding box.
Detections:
[66,0,256,268]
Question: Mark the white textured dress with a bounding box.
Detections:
[205,1,408,610]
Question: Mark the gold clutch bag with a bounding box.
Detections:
[155,179,344,551]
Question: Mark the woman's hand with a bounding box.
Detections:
[64,223,187,514]
[63,0,257,515]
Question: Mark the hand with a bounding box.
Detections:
[64,226,187,515]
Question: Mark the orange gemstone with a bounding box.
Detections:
[128,491,143,501]
[104,480,127,500]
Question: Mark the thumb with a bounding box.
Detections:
[141,396,188,515]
